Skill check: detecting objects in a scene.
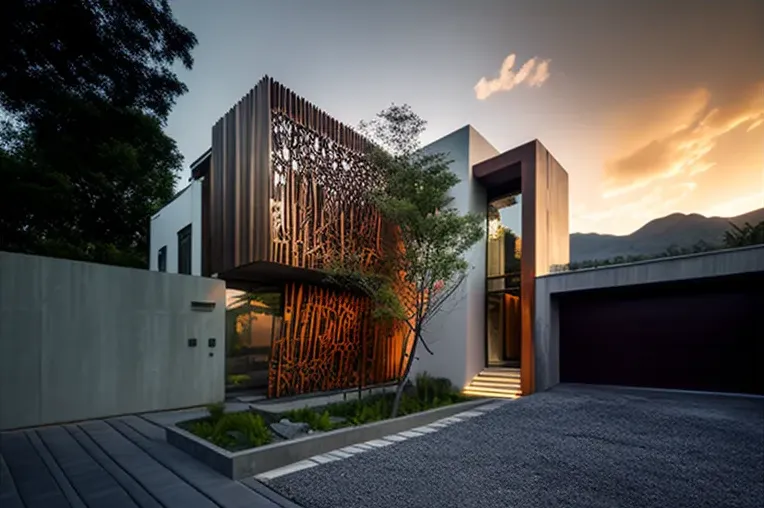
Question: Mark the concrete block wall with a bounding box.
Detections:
[0,251,226,430]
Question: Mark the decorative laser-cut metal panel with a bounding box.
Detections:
[268,282,409,398]
[207,76,418,398]
[270,111,385,271]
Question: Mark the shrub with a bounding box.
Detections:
[282,407,336,431]
[207,402,226,421]
[226,374,251,387]
[187,410,272,450]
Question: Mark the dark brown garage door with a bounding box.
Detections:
[558,272,764,395]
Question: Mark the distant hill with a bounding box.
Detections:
[570,207,764,263]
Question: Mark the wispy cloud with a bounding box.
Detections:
[574,182,698,232]
[603,81,764,197]
[474,54,552,100]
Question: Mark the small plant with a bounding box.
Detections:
[185,406,273,450]
[226,374,251,387]
[282,407,337,431]
[207,402,226,421]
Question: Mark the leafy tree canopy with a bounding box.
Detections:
[0,0,197,267]
[0,0,196,123]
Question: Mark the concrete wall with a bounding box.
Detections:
[533,143,570,277]
[534,245,764,392]
[149,180,203,276]
[0,251,226,430]
[411,126,498,388]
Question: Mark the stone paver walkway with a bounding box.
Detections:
[0,415,300,508]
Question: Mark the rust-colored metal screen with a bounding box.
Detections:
[209,76,416,398]
[270,110,384,270]
[267,81,415,397]
[268,282,410,398]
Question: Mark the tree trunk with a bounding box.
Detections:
[390,332,419,419]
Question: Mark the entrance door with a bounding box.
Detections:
[486,289,522,366]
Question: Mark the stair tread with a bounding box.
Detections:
[464,386,522,394]
[470,379,520,386]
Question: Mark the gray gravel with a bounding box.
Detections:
[268,385,764,508]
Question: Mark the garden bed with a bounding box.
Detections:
[166,374,492,479]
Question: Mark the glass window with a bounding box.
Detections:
[177,225,192,275]
[487,193,522,291]
[157,246,167,272]
[225,288,282,392]
[486,192,522,366]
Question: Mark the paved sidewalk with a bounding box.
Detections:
[0,415,300,508]
[268,385,764,508]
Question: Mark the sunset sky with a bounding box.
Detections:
[165,0,764,235]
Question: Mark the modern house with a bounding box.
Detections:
[149,75,570,400]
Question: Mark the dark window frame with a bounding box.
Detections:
[157,246,167,272]
[177,225,192,275]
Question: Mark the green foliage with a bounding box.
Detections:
[186,407,272,450]
[0,0,197,123]
[282,407,336,431]
[324,253,406,322]
[226,374,252,387]
[207,402,226,421]
[292,373,467,426]
[0,0,197,268]
[414,372,457,404]
[723,220,764,248]
[357,105,485,417]
[1,101,183,267]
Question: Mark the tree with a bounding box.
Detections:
[340,105,484,417]
[0,0,197,267]
[0,0,196,123]
[723,221,764,248]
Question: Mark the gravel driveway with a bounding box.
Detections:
[268,385,764,508]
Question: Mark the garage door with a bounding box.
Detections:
[558,272,764,395]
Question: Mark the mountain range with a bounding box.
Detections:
[570,207,764,263]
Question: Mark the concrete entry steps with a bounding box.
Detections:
[463,367,522,398]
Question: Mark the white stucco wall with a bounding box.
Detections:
[149,180,203,276]
[411,126,498,389]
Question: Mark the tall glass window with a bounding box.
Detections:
[224,288,282,393]
[486,192,522,366]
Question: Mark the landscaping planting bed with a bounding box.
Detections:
[166,374,491,479]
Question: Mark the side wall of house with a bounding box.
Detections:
[0,251,225,430]
[412,126,497,389]
[149,180,203,276]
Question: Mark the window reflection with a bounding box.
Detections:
[225,288,282,392]
[486,192,522,366]
[487,193,522,291]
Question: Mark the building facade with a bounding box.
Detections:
[149,76,570,399]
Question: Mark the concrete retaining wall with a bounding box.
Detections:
[0,251,226,430]
[534,245,764,391]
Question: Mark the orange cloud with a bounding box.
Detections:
[603,81,764,197]
[474,53,552,100]
[575,182,698,232]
